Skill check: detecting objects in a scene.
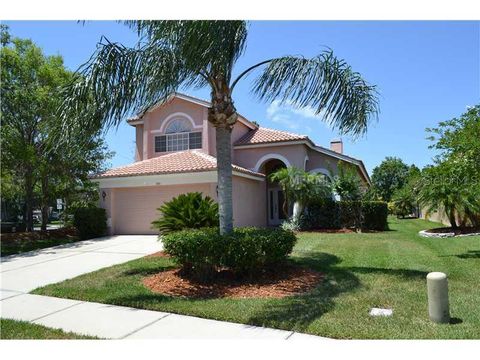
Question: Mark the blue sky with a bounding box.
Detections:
[4,21,479,173]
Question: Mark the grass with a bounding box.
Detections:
[32,217,480,339]
[0,319,99,339]
[1,237,78,257]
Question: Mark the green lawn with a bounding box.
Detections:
[0,319,98,339]
[32,218,480,339]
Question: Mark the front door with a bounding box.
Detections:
[268,187,287,226]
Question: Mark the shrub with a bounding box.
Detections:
[162,228,226,278]
[361,201,389,230]
[303,199,388,231]
[339,201,363,229]
[72,207,107,240]
[162,227,297,279]
[303,198,339,229]
[151,192,219,234]
[225,227,297,274]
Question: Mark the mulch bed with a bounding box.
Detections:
[145,251,171,259]
[0,227,77,244]
[143,265,323,299]
[424,227,480,236]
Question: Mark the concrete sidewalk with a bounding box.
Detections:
[1,235,329,340]
[0,293,326,339]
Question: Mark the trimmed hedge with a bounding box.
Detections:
[162,227,297,279]
[72,207,107,240]
[361,201,389,230]
[303,199,388,231]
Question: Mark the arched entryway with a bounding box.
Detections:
[257,157,291,226]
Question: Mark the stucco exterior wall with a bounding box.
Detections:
[232,176,267,227]
[234,144,308,171]
[99,175,266,234]
[142,97,205,160]
[105,183,216,234]
[135,125,144,161]
[305,148,339,177]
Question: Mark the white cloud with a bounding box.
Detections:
[265,100,331,131]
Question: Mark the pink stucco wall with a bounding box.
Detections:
[135,125,144,161]
[106,183,216,234]
[234,144,308,171]
[134,97,252,161]
[142,97,205,160]
[100,175,266,234]
[231,176,267,227]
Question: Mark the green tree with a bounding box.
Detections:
[331,162,363,201]
[370,157,410,201]
[421,106,480,226]
[59,21,379,234]
[1,29,111,231]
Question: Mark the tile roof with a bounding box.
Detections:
[93,151,264,179]
[235,127,308,146]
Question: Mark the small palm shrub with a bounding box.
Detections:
[163,227,297,279]
[151,192,219,234]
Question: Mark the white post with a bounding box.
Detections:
[426,272,450,324]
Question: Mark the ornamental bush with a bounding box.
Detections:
[151,192,219,235]
[162,227,297,279]
[72,207,107,240]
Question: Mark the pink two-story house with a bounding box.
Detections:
[94,93,370,234]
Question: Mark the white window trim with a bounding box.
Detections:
[309,167,332,180]
[253,153,292,172]
[151,112,202,134]
[154,130,202,153]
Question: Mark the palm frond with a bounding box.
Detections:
[124,20,248,83]
[251,51,379,137]
[58,37,188,136]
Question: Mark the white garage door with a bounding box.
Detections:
[112,184,214,234]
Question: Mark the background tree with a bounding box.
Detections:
[59,20,379,234]
[420,105,480,227]
[1,28,111,231]
[370,157,410,201]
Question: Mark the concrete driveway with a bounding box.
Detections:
[1,235,161,293]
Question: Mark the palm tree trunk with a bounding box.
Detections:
[215,126,234,234]
[448,208,458,229]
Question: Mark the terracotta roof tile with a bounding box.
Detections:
[93,151,264,179]
[235,127,308,146]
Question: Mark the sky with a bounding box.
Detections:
[4,21,479,173]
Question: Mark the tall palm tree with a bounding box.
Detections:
[60,21,379,234]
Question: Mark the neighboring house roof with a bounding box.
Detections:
[92,150,264,179]
[127,93,258,130]
[234,127,308,146]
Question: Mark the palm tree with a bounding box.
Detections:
[269,167,331,221]
[60,21,378,234]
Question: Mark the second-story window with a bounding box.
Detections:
[155,118,202,153]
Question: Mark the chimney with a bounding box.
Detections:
[330,138,343,154]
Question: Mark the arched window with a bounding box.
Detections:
[155,117,202,152]
[165,118,192,134]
